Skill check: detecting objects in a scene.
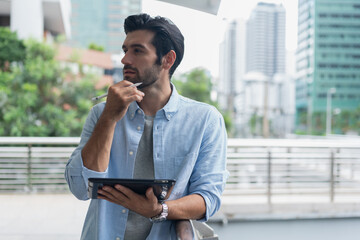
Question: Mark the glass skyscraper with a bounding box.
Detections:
[69,0,141,53]
[246,2,286,77]
[296,0,360,133]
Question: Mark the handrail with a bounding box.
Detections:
[1,136,359,147]
[0,137,80,145]
[228,138,360,148]
[1,137,360,205]
[225,138,360,205]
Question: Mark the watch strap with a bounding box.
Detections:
[150,203,168,222]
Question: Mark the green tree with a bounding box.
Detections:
[0,35,105,136]
[173,68,233,134]
[88,42,105,52]
[0,27,26,71]
[333,107,360,135]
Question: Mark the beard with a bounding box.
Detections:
[123,64,161,89]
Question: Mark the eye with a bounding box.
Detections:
[134,48,143,54]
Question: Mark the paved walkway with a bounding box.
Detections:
[0,194,89,240]
[1,194,360,239]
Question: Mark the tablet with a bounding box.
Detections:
[88,178,176,201]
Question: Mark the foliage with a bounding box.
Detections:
[0,34,106,136]
[295,107,360,135]
[332,107,360,135]
[173,68,233,134]
[0,27,26,71]
[88,42,105,52]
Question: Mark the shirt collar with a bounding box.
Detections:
[128,83,180,121]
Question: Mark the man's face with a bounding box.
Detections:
[121,30,161,89]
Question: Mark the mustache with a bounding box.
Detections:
[123,65,138,72]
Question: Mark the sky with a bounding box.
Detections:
[142,0,298,77]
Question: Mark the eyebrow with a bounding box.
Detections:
[122,43,146,51]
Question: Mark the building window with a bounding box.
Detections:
[0,16,10,27]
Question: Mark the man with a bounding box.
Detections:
[65,13,228,240]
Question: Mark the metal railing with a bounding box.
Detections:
[1,137,360,204]
[0,137,79,193]
[225,138,360,203]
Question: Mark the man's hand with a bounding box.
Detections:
[98,185,162,218]
[102,80,145,123]
[81,81,144,172]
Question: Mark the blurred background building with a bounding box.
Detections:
[68,0,141,53]
[246,2,286,77]
[295,0,360,134]
[219,2,294,138]
[218,18,246,136]
[0,0,71,41]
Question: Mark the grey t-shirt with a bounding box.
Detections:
[124,115,155,239]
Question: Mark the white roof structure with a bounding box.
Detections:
[0,0,71,40]
[157,0,221,15]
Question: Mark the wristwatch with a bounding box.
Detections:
[150,203,168,223]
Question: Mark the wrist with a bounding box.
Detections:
[150,202,168,223]
[153,202,163,217]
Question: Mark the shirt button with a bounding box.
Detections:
[122,209,126,213]
[116,237,121,240]
[137,126,141,131]
[129,151,133,156]
[131,114,134,118]
[167,114,171,119]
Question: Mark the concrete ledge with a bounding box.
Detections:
[212,198,360,223]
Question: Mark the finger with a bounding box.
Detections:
[125,89,144,99]
[146,187,159,204]
[98,195,121,206]
[98,187,117,200]
[113,80,134,88]
[145,187,154,199]
[120,89,145,102]
[123,94,144,104]
[114,184,137,199]
[109,82,142,97]
[101,186,128,202]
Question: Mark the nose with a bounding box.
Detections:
[121,52,132,65]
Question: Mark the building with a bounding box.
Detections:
[296,0,360,134]
[246,2,286,77]
[55,45,122,89]
[219,3,293,137]
[0,0,71,41]
[240,72,295,138]
[218,18,247,136]
[68,0,141,54]
[218,19,246,111]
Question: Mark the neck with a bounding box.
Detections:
[138,78,172,116]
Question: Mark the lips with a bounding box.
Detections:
[124,70,135,75]
[123,66,138,78]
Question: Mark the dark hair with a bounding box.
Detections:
[124,13,184,79]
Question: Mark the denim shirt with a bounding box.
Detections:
[65,85,228,240]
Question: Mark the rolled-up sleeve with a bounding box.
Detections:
[65,104,108,200]
[189,108,229,221]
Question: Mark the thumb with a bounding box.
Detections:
[145,187,156,200]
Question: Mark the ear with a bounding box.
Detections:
[162,50,176,70]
